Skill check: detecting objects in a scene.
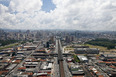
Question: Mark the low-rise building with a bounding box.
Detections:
[74,48,99,54]
[77,55,88,63]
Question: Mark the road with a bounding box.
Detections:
[82,65,93,77]
[53,57,60,77]
[57,39,65,77]
[91,62,109,77]
[53,40,60,77]
[52,39,72,77]
[57,40,63,61]
[63,60,72,77]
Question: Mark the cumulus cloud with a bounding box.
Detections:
[0,0,116,31]
[0,4,8,14]
[9,0,42,13]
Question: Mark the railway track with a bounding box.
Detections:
[59,61,65,77]
[57,39,65,77]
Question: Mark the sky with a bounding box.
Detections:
[0,0,116,31]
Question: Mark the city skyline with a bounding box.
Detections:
[0,0,116,31]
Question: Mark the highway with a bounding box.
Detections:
[58,40,63,61]
[53,57,60,77]
[53,39,60,77]
[57,39,65,77]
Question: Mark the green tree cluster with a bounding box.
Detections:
[73,54,80,62]
[86,38,116,49]
[0,40,19,46]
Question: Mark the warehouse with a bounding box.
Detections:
[74,48,99,54]
[77,55,88,63]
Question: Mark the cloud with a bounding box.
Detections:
[0,4,8,14]
[9,0,42,13]
[0,0,116,31]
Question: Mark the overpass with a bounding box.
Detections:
[32,53,72,57]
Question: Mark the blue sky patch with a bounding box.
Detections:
[41,0,56,12]
[0,0,10,7]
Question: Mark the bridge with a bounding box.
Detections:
[32,53,72,57]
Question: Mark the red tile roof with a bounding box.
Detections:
[0,71,8,75]
[18,67,26,70]
[98,75,104,77]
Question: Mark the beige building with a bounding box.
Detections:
[64,48,74,53]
